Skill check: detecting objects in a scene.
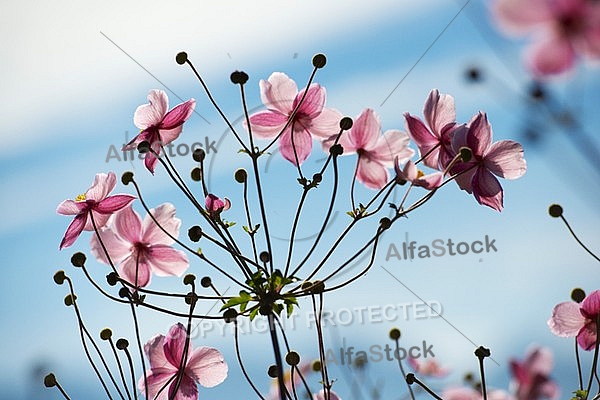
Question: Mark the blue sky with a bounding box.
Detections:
[2,0,600,399]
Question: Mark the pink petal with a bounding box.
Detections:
[147,245,189,277]
[119,254,152,287]
[95,194,136,214]
[113,205,142,244]
[523,346,554,376]
[348,109,381,151]
[86,172,117,202]
[548,301,586,337]
[59,213,87,250]
[423,89,456,136]
[89,223,131,265]
[144,333,175,370]
[492,0,553,34]
[356,157,389,190]
[484,140,527,179]
[142,203,180,246]
[442,387,480,400]
[169,374,198,400]
[416,171,443,190]
[451,162,476,193]
[581,290,600,318]
[161,99,196,130]
[404,113,440,169]
[139,368,176,400]
[309,107,344,140]
[84,211,111,231]
[56,199,87,215]
[466,113,492,158]
[472,168,503,211]
[313,389,341,400]
[144,152,159,174]
[395,159,418,182]
[248,110,289,139]
[261,72,298,114]
[187,347,228,387]
[278,126,313,165]
[294,84,325,119]
[369,129,414,165]
[527,34,576,76]
[488,390,515,400]
[577,321,598,350]
[158,126,184,146]
[164,323,189,369]
[134,89,169,130]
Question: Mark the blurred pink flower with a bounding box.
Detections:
[509,346,559,400]
[394,159,443,190]
[338,108,414,189]
[266,362,313,400]
[451,112,526,211]
[313,389,342,400]
[492,0,600,76]
[57,172,135,250]
[140,323,227,400]
[548,289,600,350]
[248,72,342,165]
[404,89,461,171]
[443,386,515,400]
[125,89,196,173]
[90,203,188,288]
[407,357,449,377]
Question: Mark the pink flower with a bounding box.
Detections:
[492,0,600,76]
[125,90,196,173]
[57,172,135,250]
[338,108,414,189]
[451,112,526,211]
[266,362,313,400]
[205,194,231,216]
[443,387,515,400]
[407,357,449,377]
[548,289,600,350]
[404,89,461,171]
[509,346,559,400]
[140,323,227,400]
[394,159,443,190]
[90,203,188,288]
[248,72,342,165]
[313,389,341,400]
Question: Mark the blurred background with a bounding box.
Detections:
[2,0,600,398]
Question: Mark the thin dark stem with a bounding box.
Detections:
[559,215,600,263]
[268,313,287,400]
[585,315,600,399]
[577,338,584,391]
[119,346,137,400]
[108,337,133,400]
[393,339,415,400]
[408,375,443,400]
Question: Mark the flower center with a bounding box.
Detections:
[75,193,86,202]
[417,170,425,179]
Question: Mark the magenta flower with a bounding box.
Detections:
[509,346,559,400]
[492,0,600,76]
[140,323,227,400]
[404,89,461,170]
[548,289,600,350]
[90,203,188,288]
[394,158,443,190]
[338,108,414,189]
[313,389,341,400]
[451,112,526,211]
[125,89,196,173]
[205,194,231,216]
[407,357,449,377]
[57,172,135,250]
[248,72,342,165]
[443,387,515,400]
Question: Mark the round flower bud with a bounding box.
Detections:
[188,225,203,242]
[71,252,86,267]
[312,54,327,68]
[267,365,278,378]
[285,351,300,366]
[459,147,472,163]
[234,168,247,183]
[259,251,271,263]
[137,141,151,154]
[183,274,196,285]
[339,117,353,131]
[223,308,238,323]
[389,328,401,340]
[106,272,119,286]
[191,167,202,182]
[548,204,563,218]
[175,52,188,65]
[329,144,343,156]
[193,148,206,162]
[312,360,322,372]
[116,338,129,350]
[201,276,212,288]
[53,270,66,285]
[44,373,57,388]
[121,171,134,185]
[100,328,113,341]
[571,288,586,303]
[230,70,249,85]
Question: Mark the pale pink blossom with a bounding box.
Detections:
[140,323,227,400]
[313,389,341,400]
[394,159,443,190]
[57,172,135,250]
[407,357,449,377]
[90,203,188,288]
[509,346,559,400]
[492,0,600,76]
[338,108,414,189]
[125,89,196,173]
[248,72,342,165]
[404,89,462,170]
[451,112,526,211]
[443,386,515,400]
[548,289,600,350]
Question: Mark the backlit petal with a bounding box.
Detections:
[527,34,576,76]
[187,347,228,387]
[142,203,181,246]
[423,89,456,136]
[86,172,117,202]
[113,205,142,244]
[59,213,87,250]
[356,157,389,190]
[248,110,289,139]
[472,168,503,211]
[278,127,312,165]
[261,72,298,114]
[161,99,196,130]
[95,194,136,214]
[147,245,189,277]
[164,323,188,369]
[548,301,586,336]
[134,89,169,130]
[484,140,527,179]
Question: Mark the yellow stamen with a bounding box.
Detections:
[417,170,425,179]
[75,193,86,202]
